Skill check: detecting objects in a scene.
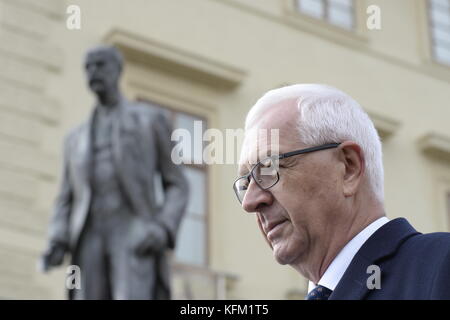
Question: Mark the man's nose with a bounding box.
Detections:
[242,179,273,213]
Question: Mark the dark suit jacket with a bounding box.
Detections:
[330,218,450,300]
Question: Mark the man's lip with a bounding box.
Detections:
[266,220,287,241]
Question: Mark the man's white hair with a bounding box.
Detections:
[245,84,384,202]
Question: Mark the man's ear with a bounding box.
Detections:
[338,141,365,197]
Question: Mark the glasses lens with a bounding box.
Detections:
[234,176,249,203]
[253,157,279,189]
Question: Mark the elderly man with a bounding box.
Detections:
[40,46,188,299]
[234,84,450,300]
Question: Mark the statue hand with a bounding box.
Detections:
[135,223,168,256]
[41,242,67,272]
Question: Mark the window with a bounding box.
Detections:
[141,100,209,267]
[428,0,450,66]
[295,0,355,30]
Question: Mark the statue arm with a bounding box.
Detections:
[153,112,189,249]
[40,134,74,271]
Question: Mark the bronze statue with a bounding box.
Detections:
[40,46,189,299]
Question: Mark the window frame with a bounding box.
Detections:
[294,0,356,31]
[447,192,450,231]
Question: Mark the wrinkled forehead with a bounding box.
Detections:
[85,49,117,65]
[239,128,278,168]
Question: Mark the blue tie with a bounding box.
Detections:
[306,285,333,300]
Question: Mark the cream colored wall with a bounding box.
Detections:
[1,0,449,299]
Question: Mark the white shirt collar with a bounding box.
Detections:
[307,216,390,293]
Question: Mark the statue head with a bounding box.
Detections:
[84,45,124,98]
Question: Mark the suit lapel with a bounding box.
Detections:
[78,108,96,188]
[330,218,420,300]
[111,101,124,187]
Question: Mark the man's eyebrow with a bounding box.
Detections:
[238,147,285,175]
[238,150,279,173]
[256,150,282,163]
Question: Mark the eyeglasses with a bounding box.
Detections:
[233,143,341,204]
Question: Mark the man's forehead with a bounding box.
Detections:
[251,98,299,128]
[238,128,284,170]
[85,49,113,62]
[240,133,273,164]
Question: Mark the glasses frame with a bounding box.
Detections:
[233,143,341,204]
